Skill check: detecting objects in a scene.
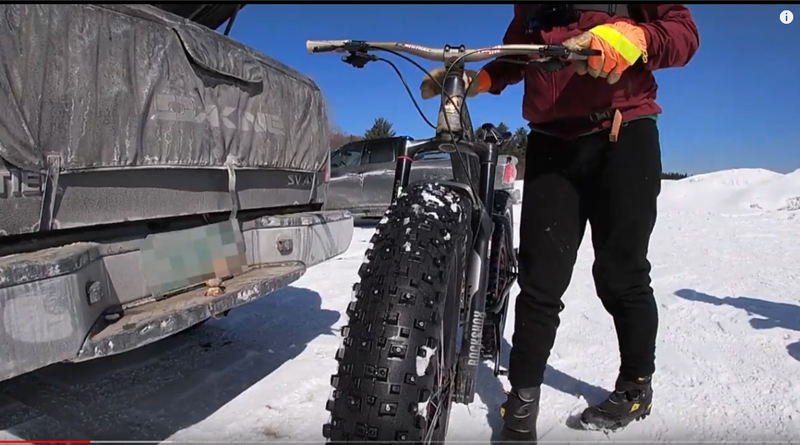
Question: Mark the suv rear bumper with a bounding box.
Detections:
[0,210,353,382]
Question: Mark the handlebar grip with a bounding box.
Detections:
[306,40,348,54]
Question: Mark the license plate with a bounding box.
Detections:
[139,219,247,298]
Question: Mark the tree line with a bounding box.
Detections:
[329,117,395,150]
[329,117,689,180]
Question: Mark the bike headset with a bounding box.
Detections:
[521,4,632,31]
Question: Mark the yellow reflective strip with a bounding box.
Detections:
[590,26,642,65]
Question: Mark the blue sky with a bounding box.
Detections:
[227,4,799,174]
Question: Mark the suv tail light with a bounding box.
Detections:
[321,152,331,184]
[502,161,517,185]
[322,165,330,183]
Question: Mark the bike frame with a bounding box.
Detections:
[306,39,594,405]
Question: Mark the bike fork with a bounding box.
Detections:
[390,142,416,203]
[453,143,499,405]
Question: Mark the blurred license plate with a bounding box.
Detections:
[139,219,247,298]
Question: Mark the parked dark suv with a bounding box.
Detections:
[327,136,520,217]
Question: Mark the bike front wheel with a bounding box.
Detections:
[323,182,472,443]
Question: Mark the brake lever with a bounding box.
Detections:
[541,46,602,58]
[524,47,602,73]
[342,51,378,68]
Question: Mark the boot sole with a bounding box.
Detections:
[579,406,651,433]
[496,426,537,444]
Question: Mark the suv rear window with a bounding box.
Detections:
[331,142,365,168]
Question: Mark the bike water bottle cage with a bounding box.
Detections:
[523,4,631,32]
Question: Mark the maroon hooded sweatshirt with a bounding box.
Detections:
[482,4,700,139]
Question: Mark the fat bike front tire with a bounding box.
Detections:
[323,182,471,443]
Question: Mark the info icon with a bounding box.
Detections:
[780,10,793,24]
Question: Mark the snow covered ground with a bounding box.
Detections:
[1,168,799,442]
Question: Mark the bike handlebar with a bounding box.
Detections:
[305,39,599,63]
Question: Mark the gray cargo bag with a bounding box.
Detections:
[0,4,329,236]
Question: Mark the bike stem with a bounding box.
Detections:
[436,63,473,141]
[389,61,475,203]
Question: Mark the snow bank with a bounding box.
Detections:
[660,168,779,209]
[678,168,782,188]
[517,168,798,214]
[730,168,800,212]
[659,168,799,213]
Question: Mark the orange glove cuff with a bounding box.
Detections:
[589,22,647,66]
[476,70,492,94]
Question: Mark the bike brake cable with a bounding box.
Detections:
[359,46,517,214]
[359,46,483,207]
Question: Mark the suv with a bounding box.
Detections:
[0,4,353,382]
[327,136,520,217]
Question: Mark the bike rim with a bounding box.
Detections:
[420,235,465,443]
[421,324,455,443]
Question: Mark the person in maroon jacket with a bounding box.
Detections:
[420,4,699,443]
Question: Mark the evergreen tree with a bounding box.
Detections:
[364,117,396,139]
[662,172,690,180]
[496,122,510,136]
[511,127,528,160]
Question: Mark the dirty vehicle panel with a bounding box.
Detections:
[0,4,353,383]
[0,3,330,235]
[328,137,520,217]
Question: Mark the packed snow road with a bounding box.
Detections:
[1,169,799,442]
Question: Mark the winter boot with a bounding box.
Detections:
[580,375,653,432]
[498,387,540,444]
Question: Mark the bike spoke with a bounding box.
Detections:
[423,323,451,443]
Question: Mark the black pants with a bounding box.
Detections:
[508,118,662,389]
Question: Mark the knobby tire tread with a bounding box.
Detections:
[323,183,471,443]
